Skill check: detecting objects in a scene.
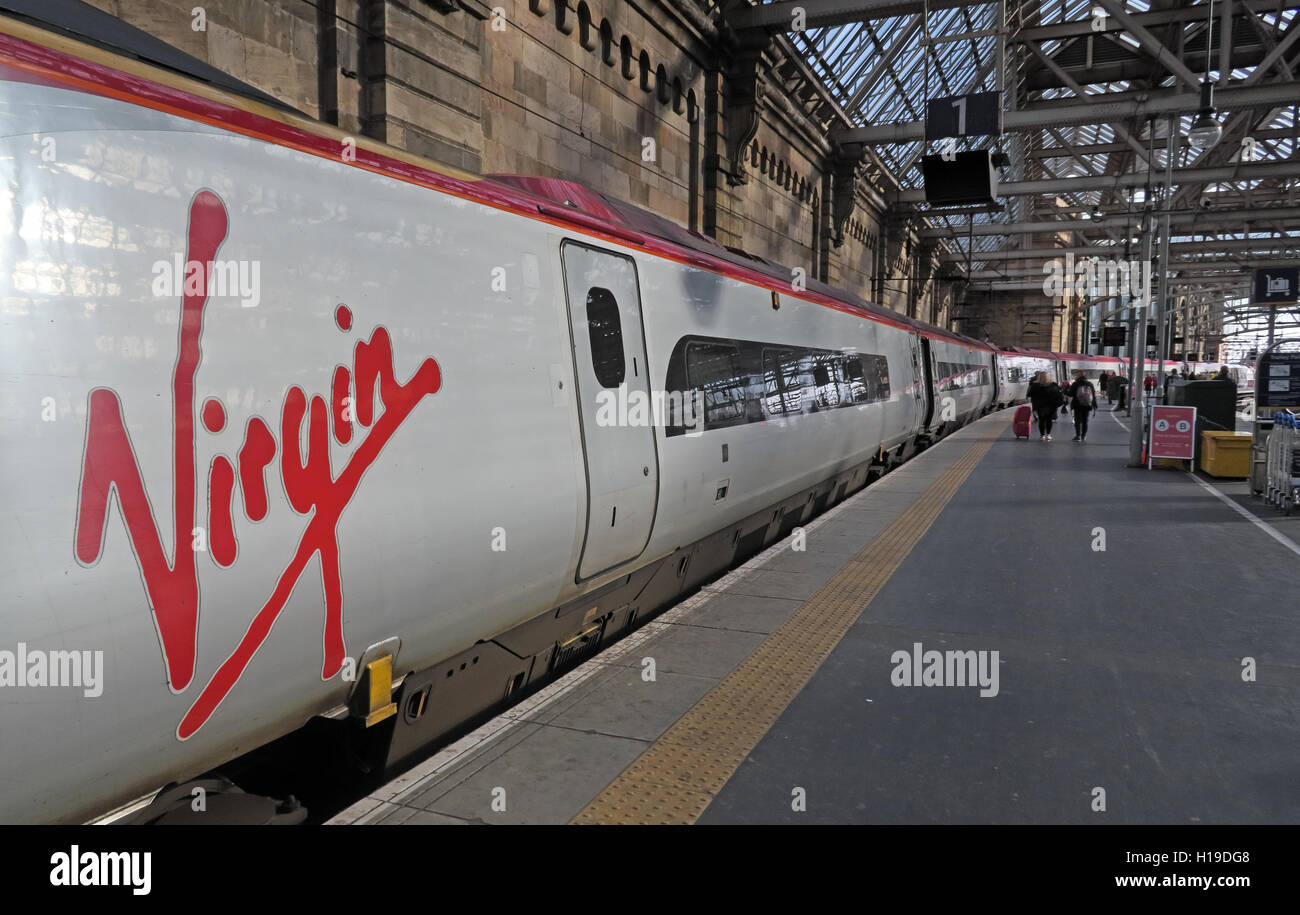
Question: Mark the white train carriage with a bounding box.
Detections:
[994,347,1057,407]
[919,333,998,435]
[1062,354,1127,386]
[0,10,1021,823]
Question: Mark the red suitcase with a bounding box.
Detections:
[1013,404,1033,439]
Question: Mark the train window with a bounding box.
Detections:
[844,356,869,403]
[821,358,842,408]
[871,354,891,400]
[667,335,889,433]
[937,361,952,391]
[762,349,787,414]
[931,358,988,391]
[765,348,808,414]
[585,287,625,388]
[685,342,748,430]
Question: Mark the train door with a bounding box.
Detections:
[917,335,935,429]
[560,241,659,580]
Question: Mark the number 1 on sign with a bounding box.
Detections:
[952,97,966,136]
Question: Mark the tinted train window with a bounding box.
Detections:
[686,343,749,429]
[764,348,805,414]
[812,353,842,408]
[585,287,625,388]
[845,356,867,402]
[934,357,989,391]
[871,354,891,400]
[666,335,892,436]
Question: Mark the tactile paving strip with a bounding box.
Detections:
[571,424,1005,824]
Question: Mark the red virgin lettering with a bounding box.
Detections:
[73,189,442,738]
[208,456,237,568]
[237,417,276,523]
[73,189,228,692]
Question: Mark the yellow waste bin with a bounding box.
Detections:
[1201,431,1252,478]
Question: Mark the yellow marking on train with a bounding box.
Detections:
[363,655,398,728]
[571,423,1005,824]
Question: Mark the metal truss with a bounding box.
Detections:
[736,0,1300,342]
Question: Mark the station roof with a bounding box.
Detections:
[738,0,1300,347]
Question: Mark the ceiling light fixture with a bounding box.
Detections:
[1188,82,1222,152]
[1187,0,1221,153]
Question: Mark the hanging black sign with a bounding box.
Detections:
[925,92,1001,141]
[1252,267,1299,306]
[1101,325,1126,347]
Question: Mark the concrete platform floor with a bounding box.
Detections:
[329,405,1300,825]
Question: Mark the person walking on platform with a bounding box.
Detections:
[1028,371,1064,441]
[1068,370,1097,442]
[1114,373,1129,411]
[1214,365,1231,381]
[1163,370,1180,400]
[1101,370,1113,404]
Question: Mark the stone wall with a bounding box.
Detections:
[80,0,952,326]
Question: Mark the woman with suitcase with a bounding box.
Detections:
[1027,371,1065,441]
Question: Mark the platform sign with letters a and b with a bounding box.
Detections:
[1149,405,1197,465]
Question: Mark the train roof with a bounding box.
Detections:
[998,345,1058,360]
[1058,353,1126,362]
[484,175,994,352]
[0,11,992,354]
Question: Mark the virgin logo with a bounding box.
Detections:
[73,190,442,739]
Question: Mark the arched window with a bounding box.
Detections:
[620,36,635,81]
[599,20,615,66]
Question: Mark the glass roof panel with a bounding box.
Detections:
[760,0,1299,268]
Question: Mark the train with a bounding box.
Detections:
[0,6,1255,823]
[995,348,1255,405]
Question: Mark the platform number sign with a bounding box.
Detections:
[1252,267,1298,306]
[1149,405,1197,465]
[926,92,1001,141]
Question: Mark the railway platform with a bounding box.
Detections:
[329,407,1300,825]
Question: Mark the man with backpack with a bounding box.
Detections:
[1068,370,1098,442]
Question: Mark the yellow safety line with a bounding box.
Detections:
[571,422,1006,824]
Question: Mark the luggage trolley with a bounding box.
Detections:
[1266,411,1300,514]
